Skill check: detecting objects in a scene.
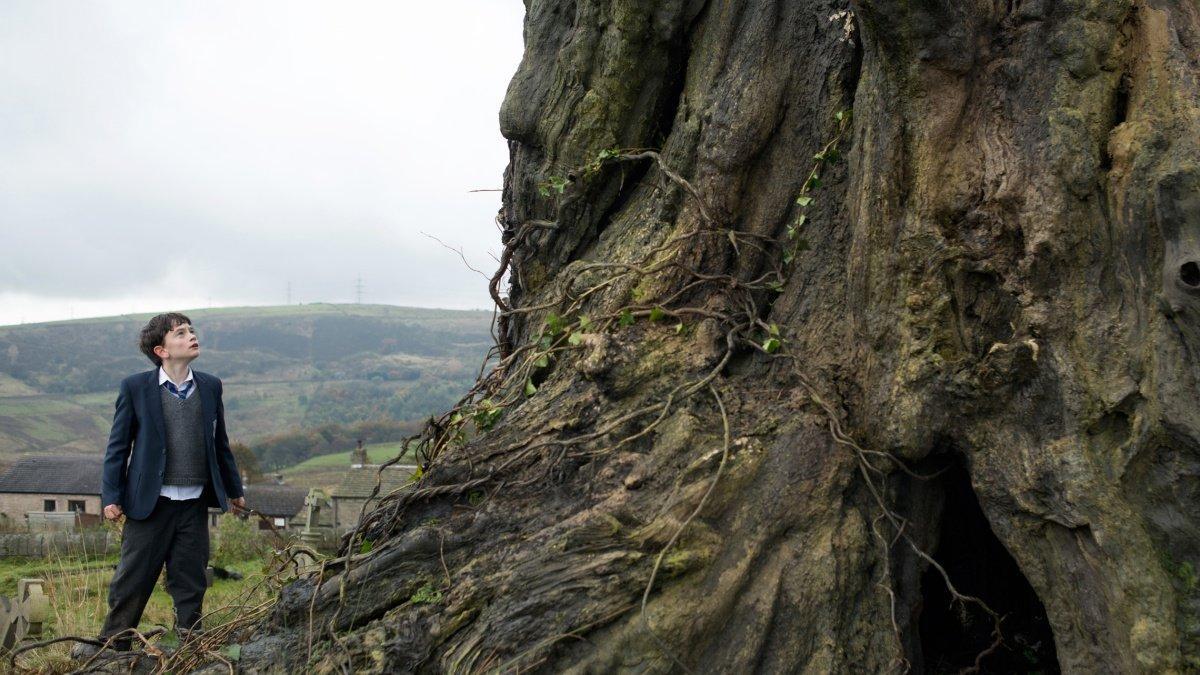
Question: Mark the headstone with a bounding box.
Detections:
[0,578,46,650]
[300,488,328,546]
[17,579,46,635]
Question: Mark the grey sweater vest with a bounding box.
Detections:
[160,387,208,486]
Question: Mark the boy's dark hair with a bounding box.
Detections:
[139,312,193,366]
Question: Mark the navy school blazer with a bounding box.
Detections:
[101,369,244,520]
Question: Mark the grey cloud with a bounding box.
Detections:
[0,0,523,319]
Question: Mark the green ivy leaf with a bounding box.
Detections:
[763,337,782,353]
[472,403,503,431]
[577,315,591,331]
[220,644,242,662]
[795,214,807,228]
[674,322,686,335]
[359,539,374,554]
[568,332,583,346]
[768,323,780,337]
[813,152,826,161]
[409,583,443,605]
[544,312,564,336]
[534,354,549,368]
[619,309,634,327]
[1178,561,1199,589]
[783,249,795,264]
[524,378,538,396]
[539,175,571,197]
[795,195,813,207]
[649,306,665,322]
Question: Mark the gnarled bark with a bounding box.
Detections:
[243,1,1200,672]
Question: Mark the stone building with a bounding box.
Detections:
[0,456,311,536]
[329,442,414,531]
[0,455,103,529]
[210,483,307,530]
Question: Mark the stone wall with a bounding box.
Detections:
[331,497,382,531]
[0,531,114,557]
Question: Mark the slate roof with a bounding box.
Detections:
[0,455,103,495]
[332,465,414,499]
[243,484,308,518]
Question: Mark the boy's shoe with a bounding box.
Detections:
[69,640,128,661]
[176,626,206,644]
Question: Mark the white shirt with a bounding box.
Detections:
[157,366,204,500]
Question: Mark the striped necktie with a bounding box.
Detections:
[164,380,193,401]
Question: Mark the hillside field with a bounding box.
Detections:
[0,303,491,466]
[276,440,418,491]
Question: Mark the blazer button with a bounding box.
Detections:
[158,469,164,476]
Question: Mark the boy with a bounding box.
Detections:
[76,312,245,658]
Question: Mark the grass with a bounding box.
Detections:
[0,373,39,397]
[281,440,417,474]
[3,526,279,673]
[278,441,419,492]
[0,554,120,596]
[0,393,114,459]
[0,411,109,458]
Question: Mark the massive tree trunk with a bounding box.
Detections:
[245,1,1200,672]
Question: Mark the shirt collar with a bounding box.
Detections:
[158,366,194,389]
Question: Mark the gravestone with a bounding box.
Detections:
[0,579,47,650]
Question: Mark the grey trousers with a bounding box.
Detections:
[100,496,209,647]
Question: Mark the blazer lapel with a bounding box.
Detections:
[145,370,167,448]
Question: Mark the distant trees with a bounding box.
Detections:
[250,418,421,470]
[230,441,263,483]
[0,309,493,395]
[301,373,477,428]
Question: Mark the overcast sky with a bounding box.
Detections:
[0,1,526,326]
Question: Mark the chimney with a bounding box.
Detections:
[352,439,367,467]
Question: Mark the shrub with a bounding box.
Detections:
[211,515,267,566]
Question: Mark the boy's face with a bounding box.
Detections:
[153,321,200,364]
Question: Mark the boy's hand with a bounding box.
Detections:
[230,497,246,513]
[103,504,123,521]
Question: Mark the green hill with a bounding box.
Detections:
[0,303,492,463]
[280,440,417,473]
[276,440,418,491]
